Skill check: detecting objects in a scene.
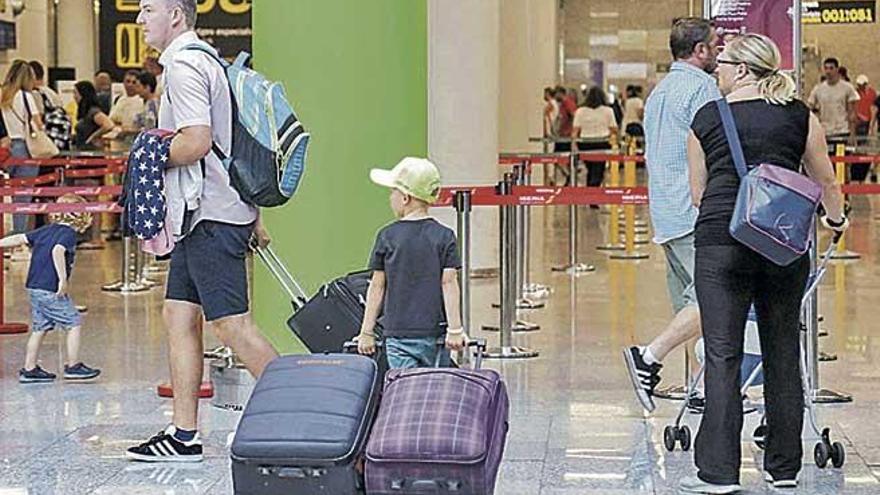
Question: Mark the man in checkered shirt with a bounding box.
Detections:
[623,17,721,414]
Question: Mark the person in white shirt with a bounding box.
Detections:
[0,60,45,234]
[622,85,645,138]
[126,0,277,463]
[808,58,860,143]
[543,86,559,138]
[573,86,618,192]
[109,69,145,133]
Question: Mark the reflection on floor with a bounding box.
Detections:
[1,196,879,494]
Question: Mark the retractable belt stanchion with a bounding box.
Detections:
[552,153,596,274]
[483,175,539,360]
[830,143,860,261]
[0,212,29,334]
[102,209,149,294]
[512,163,544,309]
[454,190,473,366]
[616,140,649,243]
[518,161,551,298]
[485,172,540,333]
[597,149,624,251]
[610,147,649,261]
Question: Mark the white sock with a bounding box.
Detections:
[641,346,660,365]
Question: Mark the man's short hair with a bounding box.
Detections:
[137,70,158,93]
[823,57,840,68]
[125,69,141,79]
[28,61,45,80]
[168,0,198,29]
[669,17,714,60]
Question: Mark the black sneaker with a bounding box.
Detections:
[64,363,101,380]
[623,346,662,412]
[126,426,203,463]
[19,366,57,383]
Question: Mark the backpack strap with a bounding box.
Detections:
[715,98,749,179]
[179,42,234,165]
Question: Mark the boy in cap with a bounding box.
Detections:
[0,194,102,383]
[357,157,467,368]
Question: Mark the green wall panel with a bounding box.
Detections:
[252,0,428,354]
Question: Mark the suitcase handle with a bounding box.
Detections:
[391,478,463,492]
[342,337,486,369]
[252,244,309,309]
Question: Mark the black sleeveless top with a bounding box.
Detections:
[691,99,811,247]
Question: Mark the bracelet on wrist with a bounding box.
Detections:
[446,328,464,335]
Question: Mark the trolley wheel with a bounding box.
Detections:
[831,442,846,468]
[814,441,830,469]
[663,426,677,452]
[753,425,767,450]
[678,425,692,452]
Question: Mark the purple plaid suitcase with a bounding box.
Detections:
[364,368,509,495]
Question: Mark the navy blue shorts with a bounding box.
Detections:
[166,220,254,322]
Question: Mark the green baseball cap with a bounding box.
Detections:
[370,157,442,203]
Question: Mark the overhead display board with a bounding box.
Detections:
[99,0,251,79]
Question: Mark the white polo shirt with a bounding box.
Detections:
[158,31,257,238]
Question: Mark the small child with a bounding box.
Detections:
[0,194,101,383]
[358,157,466,368]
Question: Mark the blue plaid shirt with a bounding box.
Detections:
[644,62,721,244]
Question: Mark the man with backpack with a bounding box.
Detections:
[126,0,279,463]
[29,61,71,151]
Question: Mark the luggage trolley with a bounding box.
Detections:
[662,234,847,469]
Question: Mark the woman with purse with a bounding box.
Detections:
[1,59,51,234]
[679,34,847,494]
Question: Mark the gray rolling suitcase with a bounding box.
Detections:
[230,353,380,494]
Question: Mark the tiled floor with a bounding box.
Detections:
[1,196,878,494]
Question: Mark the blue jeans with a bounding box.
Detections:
[9,139,36,234]
[385,337,449,369]
[28,289,81,332]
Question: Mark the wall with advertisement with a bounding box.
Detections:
[98,0,251,79]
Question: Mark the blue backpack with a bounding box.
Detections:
[184,43,310,207]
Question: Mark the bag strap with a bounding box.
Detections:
[715,98,748,179]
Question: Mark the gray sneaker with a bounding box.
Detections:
[679,476,742,494]
[19,365,57,383]
[64,363,101,380]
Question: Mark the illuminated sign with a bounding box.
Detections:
[99,0,251,79]
[803,1,876,24]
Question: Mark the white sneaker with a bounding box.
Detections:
[764,471,797,488]
[679,476,742,494]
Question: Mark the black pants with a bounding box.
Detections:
[578,141,609,187]
[852,122,871,182]
[694,243,809,485]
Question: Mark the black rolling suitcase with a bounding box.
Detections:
[230,353,380,495]
[255,247,381,354]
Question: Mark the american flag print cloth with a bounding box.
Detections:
[125,129,174,241]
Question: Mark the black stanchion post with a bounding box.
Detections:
[484,175,539,360]
[552,152,595,275]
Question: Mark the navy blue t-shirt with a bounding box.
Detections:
[25,224,77,292]
[369,218,461,338]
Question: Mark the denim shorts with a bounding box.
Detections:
[28,289,81,332]
[165,220,254,322]
[385,337,449,369]
[661,232,697,314]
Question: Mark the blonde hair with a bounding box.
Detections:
[723,33,796,105]
[1,59,35,109]
[50,194,93,234]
